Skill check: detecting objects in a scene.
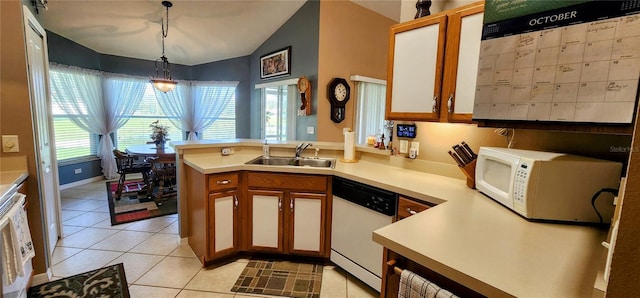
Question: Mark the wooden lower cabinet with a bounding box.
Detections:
[246,190,285,253]
[396,196,434,221]
[288,192,326,256]
[186,167,241,264]
[186,167,332,264]
[245,172,331,257]
[208,190,239,259]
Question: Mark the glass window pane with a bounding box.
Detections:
[355,82,386,145]
[201,94,236,139]
[116,85,176,149]
[53,117,94,160]
[50,69,98,161]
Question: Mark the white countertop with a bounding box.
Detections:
[180,146,606,297]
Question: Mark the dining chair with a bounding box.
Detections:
[112,149,152,200]
[148,155,177,203]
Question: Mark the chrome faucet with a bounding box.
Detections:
[295,143,312,158]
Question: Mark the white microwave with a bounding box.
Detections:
[475,147,622,224]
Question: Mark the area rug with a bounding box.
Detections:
[106,180,177,225]
[231,259,323,298]
[28,263,129,298]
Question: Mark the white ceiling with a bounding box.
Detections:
[39,0,401,66]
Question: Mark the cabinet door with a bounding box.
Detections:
[208,190,238,260]
[386,14,447,121]
[247,190,284,253]
[442,3,484,122]
[287,192,326,256]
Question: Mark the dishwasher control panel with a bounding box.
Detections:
[332,177,397,216]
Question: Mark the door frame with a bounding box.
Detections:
[22,4,62,276]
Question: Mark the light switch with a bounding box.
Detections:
[399,140,409,154]
[307,126,315,134]
[2,135,19,153]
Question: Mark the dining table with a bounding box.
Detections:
[125,144,176,159]
[125,144,177,201]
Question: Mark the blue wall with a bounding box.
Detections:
[249,0,320,141]
[191,56,251,138]
[58,160,104,185]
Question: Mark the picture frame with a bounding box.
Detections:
[260,46,291,79]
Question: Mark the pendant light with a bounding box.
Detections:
[150,1,177,93]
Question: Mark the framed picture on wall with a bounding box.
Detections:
[260,46,291,79]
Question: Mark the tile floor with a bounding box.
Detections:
[46,179,378,298]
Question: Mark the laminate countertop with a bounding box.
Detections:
[0,156,29,205]
[180,148,606,297]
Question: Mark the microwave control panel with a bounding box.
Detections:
[513,161,530,214]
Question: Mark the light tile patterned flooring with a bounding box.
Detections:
[46,180,378,298]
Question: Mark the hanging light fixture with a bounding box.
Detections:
[150,1,177,93]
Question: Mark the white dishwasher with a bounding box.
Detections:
[331,177,397,292]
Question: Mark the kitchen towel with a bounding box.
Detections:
[344,131,356,161]
[398,269,459,298]
[1,194,34,284]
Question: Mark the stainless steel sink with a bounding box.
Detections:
[245,156,335,168]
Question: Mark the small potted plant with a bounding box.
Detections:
[150,120,169,149]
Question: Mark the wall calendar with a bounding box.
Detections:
[473,1,640,124]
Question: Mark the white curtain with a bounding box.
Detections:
[154,80,238,140]
[49,64,146,179]
[100,75,146,178]
[354,81,387,144]
[152,81,189,138]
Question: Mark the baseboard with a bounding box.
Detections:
[31,268,53,286]
[59,176,104,190]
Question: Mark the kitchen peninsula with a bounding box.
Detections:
[174,140,607,297]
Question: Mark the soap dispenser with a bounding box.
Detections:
[262,140,270,158]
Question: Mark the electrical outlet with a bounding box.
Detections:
[221,147,233,156]
[2,135,19,153]
[307,126,315,134]
[74,168,82,174]
[410,141,420,156]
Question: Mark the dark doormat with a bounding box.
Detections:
[28,263,129,298]
[106,180,177,225]
[231,259,323,298]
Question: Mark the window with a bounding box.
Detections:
[353,77,387,145]
[50,69,99,161]
[201,94,236,140]
[115,84,174,150]
[50,64,238,163]
[259,82,297,141]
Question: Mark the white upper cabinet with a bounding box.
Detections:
[386,2,484,123]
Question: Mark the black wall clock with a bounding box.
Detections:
[327,78,350,123]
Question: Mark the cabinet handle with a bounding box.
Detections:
[447,94,453,113]
[217,180,230,185]
[432,95,438,113]
[234,195,238,209]
[278,197,282,211]
[407,208,417,215]
[290,198,294,212]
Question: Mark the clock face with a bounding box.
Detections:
[334,83,348,102]
[297,77,309,93]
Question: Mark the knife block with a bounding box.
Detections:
[458,159,476,189]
